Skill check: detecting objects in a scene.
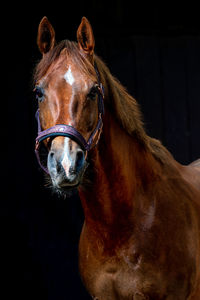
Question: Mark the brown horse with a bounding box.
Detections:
[34,16,200,299]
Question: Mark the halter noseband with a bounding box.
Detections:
[35,64,104,174]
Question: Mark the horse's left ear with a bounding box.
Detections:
[77,17,95,57]
[37,16,55,55]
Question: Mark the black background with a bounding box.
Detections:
[2,2,200,299]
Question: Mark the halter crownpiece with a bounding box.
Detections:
[35,64,105,174]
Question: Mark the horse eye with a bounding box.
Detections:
[87,85,98,101]
[34,86,45,102]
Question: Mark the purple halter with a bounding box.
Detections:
[35,64,104,174]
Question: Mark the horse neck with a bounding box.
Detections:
[79,80,160,233]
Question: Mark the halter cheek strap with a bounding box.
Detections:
[35,65,104,174]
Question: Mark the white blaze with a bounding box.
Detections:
[62,137,72,177]
[64,66,75,86]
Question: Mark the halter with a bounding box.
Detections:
[35,64,104,174]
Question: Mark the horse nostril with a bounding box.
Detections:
[48,150,58,176]
[49,151,54,159]
[48,151,64,174]
[75,150,84,172]
[48,151,55,167]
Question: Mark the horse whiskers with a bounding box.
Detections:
[46,179,75,199]
[41,160,90,198]
[43,173,52,187]
[51,186,74,199]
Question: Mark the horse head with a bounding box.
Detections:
[35,17,103,190]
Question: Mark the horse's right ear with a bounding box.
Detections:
[37,17,55,55]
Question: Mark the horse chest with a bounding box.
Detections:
[79,230,194,300]
[80,256,192,300]
[79,238,164,299]
[79,252,164,300]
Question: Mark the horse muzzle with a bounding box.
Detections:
[47,137,86,189]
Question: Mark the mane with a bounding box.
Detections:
[94,56,174,165]
[34,40,174,165]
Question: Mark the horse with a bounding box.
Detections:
[33,16,200,299]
